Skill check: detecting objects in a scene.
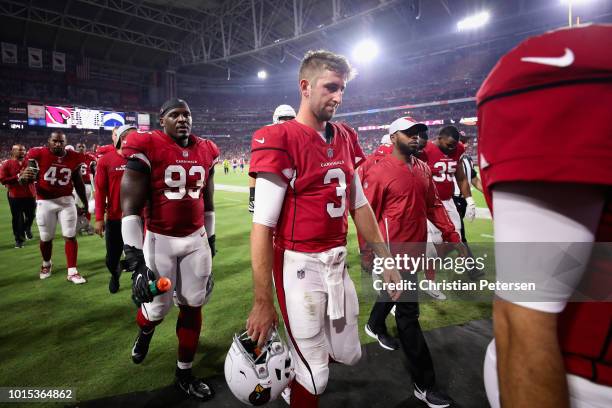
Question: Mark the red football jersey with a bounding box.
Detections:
[122,130,220,237]
[250,120,365,253]
[94,149,126,221]
[80,153,96,184]
[25,147,85,200]
[362,154,459,245]
[423,140,465,201]
[0,158,35,198]
[95,144,115,159]
[477,24,612,386]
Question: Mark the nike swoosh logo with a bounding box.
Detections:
[520,48,574,68]
[254,138,265,144]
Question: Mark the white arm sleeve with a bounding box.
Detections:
[492,182,605,313]
[350,172,369,210]
[253,172,288,228]
[121,215,144,250]
[204,211,215,236]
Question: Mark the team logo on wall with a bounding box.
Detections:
[45,106,73,128]
[102,111,125,129]
[248,384,271,406]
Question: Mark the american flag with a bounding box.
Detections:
[76,56,90,80]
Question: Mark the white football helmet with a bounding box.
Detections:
[273,104,296,124]
[225,329,294,406]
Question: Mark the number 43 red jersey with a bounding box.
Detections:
[250,120,365,253]
[122,130,220,237]
[25,147,85,200]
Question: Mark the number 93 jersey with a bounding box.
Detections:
[25,147,85,200]
[250,120,365,253]
[123,130,220,237]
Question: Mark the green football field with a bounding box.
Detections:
[0,166,493,405]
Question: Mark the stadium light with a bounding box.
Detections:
[457,11,491,31]
[352,40,379,63]
[257,70,267,80]
[560,0,596,4]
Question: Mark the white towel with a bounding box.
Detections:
[314,246,347,320]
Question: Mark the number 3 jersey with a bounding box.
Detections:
[25,147,85,200]
[123,130,220,237]
[250,120,365,253]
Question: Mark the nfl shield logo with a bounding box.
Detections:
[182,151,189,157]
[297,269,305,280]
[327,148,333,158]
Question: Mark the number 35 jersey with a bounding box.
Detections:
[422,141,465,201]
[250,120,365,253]
[25,147,85,200]
[123,130,220,237]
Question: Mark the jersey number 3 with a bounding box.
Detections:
[164,165,205,199]
[324,168,347,218]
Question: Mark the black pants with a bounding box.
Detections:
[105,220,124,276]
[8,195,36,243]
[368,274,436,389]
[452,195,467,243]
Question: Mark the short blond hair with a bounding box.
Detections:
[299,50,356,85]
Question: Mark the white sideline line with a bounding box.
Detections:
[215,184,493,219]
[481,234,494,239]
[223,197,242,202]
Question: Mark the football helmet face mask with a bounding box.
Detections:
[272,105,296,124]
[225,329,294,406]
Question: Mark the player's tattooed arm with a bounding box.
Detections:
[72,170,89,212]
[121,164,150,217]
[455,160,471,198]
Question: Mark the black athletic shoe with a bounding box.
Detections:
[175,375,214,401]
[365,324,400,351]
[131,328,154,364]
[25,230,33,240]
[14,241,24,249]
[414,384,452,408]
[467,267,485,281]
[109,273,120,294]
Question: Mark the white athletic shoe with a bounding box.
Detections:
[67,273,87,284]
[39,264,52,280]
[423,284,447,300]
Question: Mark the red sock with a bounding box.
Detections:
[425,266,435,281]
[176,305,202,364]
[40,240,52,262]
[290,381,318,408]
[136,308,162,332]
[64,239,78,269]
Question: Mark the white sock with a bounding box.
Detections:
[177,361,193,370]
[42,260,52,267]
[67,267,78,275]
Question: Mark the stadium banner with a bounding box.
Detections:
[27,47,43,69]
[45,105,73,128]
[102,111,125,130]
[125,112,138,126]
[1,42,17,64]
[137,113,150,130]
[8,102,27,130]
[72,108,102,129]
[359,242,612,303]
[52,51,66,72]
[27,104,46,127]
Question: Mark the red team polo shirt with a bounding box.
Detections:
[94,149,126,222]
[25,147,85,200]
[122,130,220,237]
[249,120,365,253]
[422,141,465,201]
[0,159,35,198]
[362,154,459,244]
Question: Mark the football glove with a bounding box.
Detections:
[465,196,476,222]
[124,245,156,304]
[208,234,216,258]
